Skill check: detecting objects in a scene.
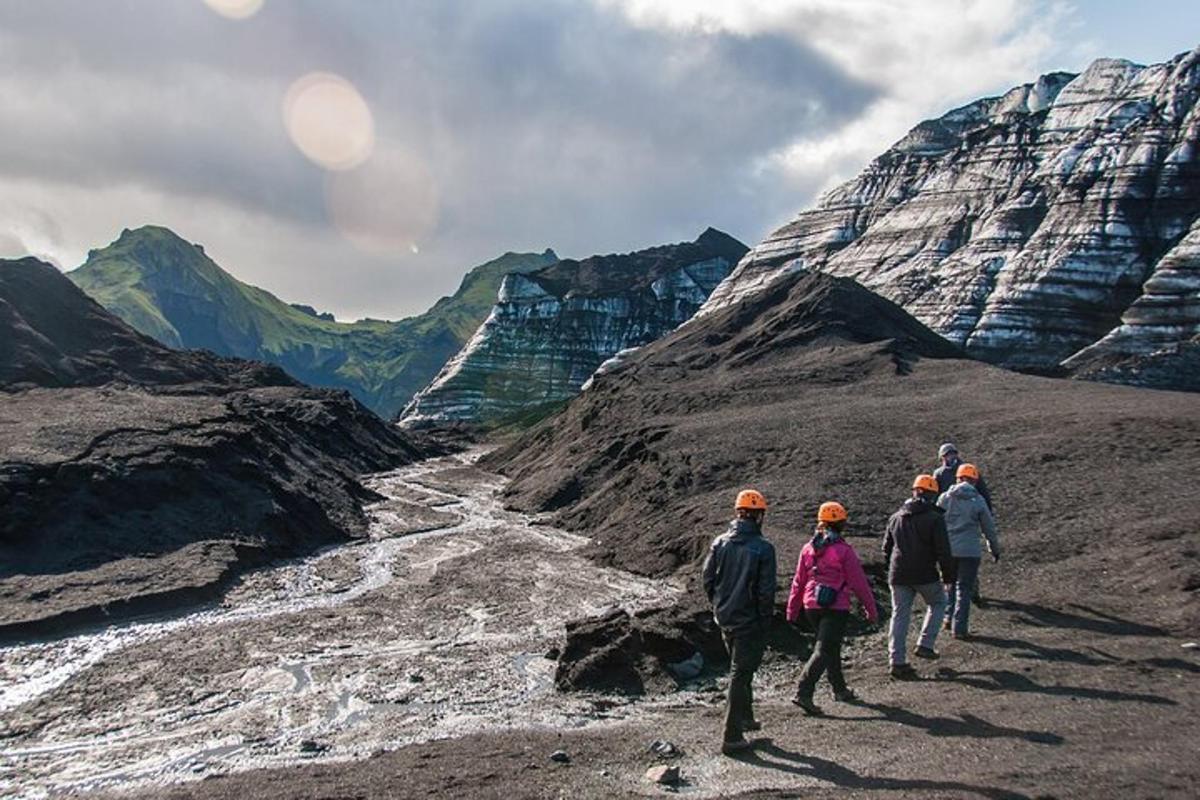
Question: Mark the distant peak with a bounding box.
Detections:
[697,226,729,241]
[696,227,747,251]
[116,224,187,243]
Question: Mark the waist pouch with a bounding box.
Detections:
[815,581,846,608]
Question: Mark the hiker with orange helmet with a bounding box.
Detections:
[702,488,777,755]
[935,442,994,608]
[938,463,1000,639]
[883,475,955,680]
[786,501,878,715]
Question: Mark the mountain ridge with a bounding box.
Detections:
[67,226,559,417]
[700,46,1200,391]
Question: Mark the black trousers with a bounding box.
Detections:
[721,625,766,741]
[796,609,849,697]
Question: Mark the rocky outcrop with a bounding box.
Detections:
[701,47,1200,388]
[0,257,425,637]
[401,228,747,426]
[68,226,559,417]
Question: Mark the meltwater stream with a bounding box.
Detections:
[0,453,683,797]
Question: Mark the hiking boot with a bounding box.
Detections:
[942,618,952,631]
[890,663,919,680]
[833,687,859,703]
[721,738,753,756]
[972,593,987,609]
[741,719,762,732]
[791,694,823,716]
[951,631,973,642]
[914,646,939,660]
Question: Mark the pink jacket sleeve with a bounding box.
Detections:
[786,548,810,622]
[842,545,878,622]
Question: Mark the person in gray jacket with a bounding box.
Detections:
[937,463,999,639]
[935,442,994,608]
[703,488,777,756]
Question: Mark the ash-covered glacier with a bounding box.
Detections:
[401,229,747,425]
[702,47,1200,389]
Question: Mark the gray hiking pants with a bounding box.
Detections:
[888,582,946,665]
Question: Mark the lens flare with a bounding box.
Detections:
[202,0,264,20]
[282,72,375,171]
[326,147,439,257]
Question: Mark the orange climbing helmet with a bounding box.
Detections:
[735,489,768,511]
[817,501,848,524]
[912,474,939,493]
[956,463,980,481]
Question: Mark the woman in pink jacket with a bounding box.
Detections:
[786,501,879,715]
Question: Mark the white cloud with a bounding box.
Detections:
[0,0,1099,317]
[602,0,1079,217]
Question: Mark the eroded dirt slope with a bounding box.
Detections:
[488,270,1200,635]
[0,257,425,637]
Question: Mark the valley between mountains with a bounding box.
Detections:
[2,43,1200,800]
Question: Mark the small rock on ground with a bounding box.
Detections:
[649,739,682,759]
[645,764,680,785]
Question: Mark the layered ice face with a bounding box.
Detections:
[700,46,1200,388]
[401,230,745,425]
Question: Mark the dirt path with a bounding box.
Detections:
[0,453,682,797]
[140,597,1200,799]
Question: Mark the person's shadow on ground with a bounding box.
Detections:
[855,701,1064,744]
[936,666,1178,705]
[969,632,1200,674]
[812,698,1063,745]
[988,599,1167,637]
[728,741,1032,799]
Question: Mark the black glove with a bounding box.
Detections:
[992,552,1001,564]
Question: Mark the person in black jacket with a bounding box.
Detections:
[883,474,955,680]
[703,488,777,755]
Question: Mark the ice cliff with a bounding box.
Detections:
[401,228,747,425]
[702,47,1200,389]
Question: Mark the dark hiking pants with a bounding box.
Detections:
[945,556,981,635]
[721,625,766,742]
[796,609,849,698]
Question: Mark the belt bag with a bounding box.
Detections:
[815,580,846,608]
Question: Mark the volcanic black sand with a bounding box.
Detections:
[0,257,425,637]
[491,270,1200,636]
[93,270,1200,799]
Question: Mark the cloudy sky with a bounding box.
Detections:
[0,1,1196,319]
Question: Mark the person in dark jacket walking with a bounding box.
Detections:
[883,475,955,680]
[703,489,777,755]
[934,443,993,505]
[786,501,878,715]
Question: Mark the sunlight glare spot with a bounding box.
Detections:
[282,72,375,171]
[202,0,264,20]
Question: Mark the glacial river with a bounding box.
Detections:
[0,453,684,797]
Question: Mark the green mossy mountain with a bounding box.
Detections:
[68,226,558,417]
